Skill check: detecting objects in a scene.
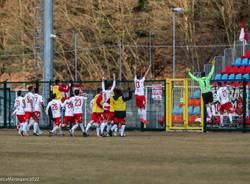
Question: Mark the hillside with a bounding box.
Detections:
[0,0,249,81]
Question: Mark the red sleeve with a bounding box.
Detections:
[59,85,69,92]
[96,95,103,109]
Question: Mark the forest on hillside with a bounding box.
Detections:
[0,0,249,81]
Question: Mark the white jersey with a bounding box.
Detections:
[14,96,25,115]
[24,92,34,112]
[102,80,116,110]
[46,99,62,118]
[33,93,44,112]
[62,99,74,117]
[70,96,87,114]
[134,76,145,96]
[218,87,230,105]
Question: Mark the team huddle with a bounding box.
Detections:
[13,65,151,137]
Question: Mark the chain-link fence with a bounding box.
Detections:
[207,79,249,132]
[0,80,166,131]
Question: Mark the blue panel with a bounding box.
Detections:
[228,74,235,80]
[214,74,221,80]
[221,74,228,80]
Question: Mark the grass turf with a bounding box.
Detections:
[0,130,250,184]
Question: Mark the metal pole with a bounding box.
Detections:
[43,0,53,100]
[74,32,78,81]
[3,81,7,128]
[243,41,245,56]
[149,32,152,78]
[119,42,122,81]
[172,12,176,78]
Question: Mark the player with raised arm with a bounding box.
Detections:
[69,89,87,136]
[84,88,104,137]
[24,86,35,135]
[32,88,44,136]
[217,82,233,127]
[186,60,215,120]
[46,93,63,136]
[101,73,116,136]
[134,64,151,125]
[13,91,26,136]
[110,87,132,137]
[61,95,74,128]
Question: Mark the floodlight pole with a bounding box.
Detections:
[43,0,54,99]
[172,12,176,78]
[172,7,184,78]
[74,32,78,81]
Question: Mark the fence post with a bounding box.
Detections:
[202,97,207,133]
[242,79,247,133]
[3,81,7,128]
[35,80,39,90]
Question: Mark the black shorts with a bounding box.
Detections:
[114,111,126,118]
[202,92,213,105]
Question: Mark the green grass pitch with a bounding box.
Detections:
[0,130,250,184]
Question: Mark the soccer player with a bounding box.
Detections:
[101,73,116,136]
[32,88,44,136]
[111,87,132,137]
[69,89,87,136]
[217,82,233,127]
[85,88,104,137]
[46,93,63,136]
[13,91,26,136]
[51,79,71,102]
[24,86,35,134]
[186,60,215,125]
[62,95,74,128]
[134,64,151,125]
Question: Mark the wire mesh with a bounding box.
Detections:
[0,80,166,130]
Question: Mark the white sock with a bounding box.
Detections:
[111,124,117,132]
[106,123,111,133]
[33,122,39,134]
[100,122,107,134]
[120,125,126,136]
[19,124,23,134]
[22,122,28,134]
[85,123,92,134]
[96,126,100,136]
[51,125,59,134]
[58,125,63,135]
[207,106,212,118]
[228,113,233,123]
[28,119,34,131]
[220,115,224,126]
[141,109,146,120]
[211,105,216,116]
[138,109,142,118]
[79,123,85,133]
[71,124,79,134]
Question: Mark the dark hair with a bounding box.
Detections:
[34,88,39,93]
[201,72,206,77]
[96,87,102,94]
[55,79,60,85]
[17,90,22,96]
[52,93,56,99]
[74,89,80,95]
[106,81,113,89]
[114,88,122,96]
[28,86,33,92]
[136,73,141,79]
